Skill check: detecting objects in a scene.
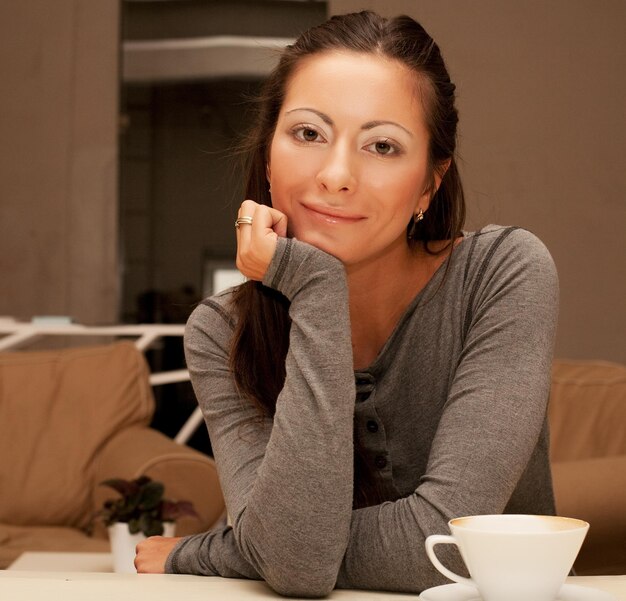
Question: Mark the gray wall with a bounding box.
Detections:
[0,1,120,324]
[329,0,626,363]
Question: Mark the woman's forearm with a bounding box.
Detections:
[178,238,356,596]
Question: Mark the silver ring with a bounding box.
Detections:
[235,216,253,229]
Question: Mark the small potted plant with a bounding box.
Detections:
[94,475,199,573]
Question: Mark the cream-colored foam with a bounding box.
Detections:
[451,514,588,533]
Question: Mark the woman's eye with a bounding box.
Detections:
[292,126,323,143]
[366,139,399,156]
[375,142,392,155]
[302,129,319,142]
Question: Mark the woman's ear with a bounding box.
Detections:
[266,164,271,184]
[433,158,451,192]
[420,158,451,207]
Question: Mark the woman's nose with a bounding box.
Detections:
[315,144,357,194]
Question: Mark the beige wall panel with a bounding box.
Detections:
[0,0,119,324]
[0,2,74,316]
[329,0,626,363]
[66,1,120,323]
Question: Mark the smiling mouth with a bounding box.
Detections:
[302,203,365,224]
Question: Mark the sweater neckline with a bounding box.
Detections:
[354,232,474,378]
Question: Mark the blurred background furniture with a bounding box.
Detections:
[0,320,206,445]
[2,319,623,575]
[0,340,225,569]
[549,359,626,575]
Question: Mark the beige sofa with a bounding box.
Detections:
[0,342,225,569]
[549,359,626,575]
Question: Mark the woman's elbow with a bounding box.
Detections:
[266,569,337,598]
[234,512,346,596]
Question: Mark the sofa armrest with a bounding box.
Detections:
[552,454,626,574]
[549,360,626,462]
[90,427,225,539]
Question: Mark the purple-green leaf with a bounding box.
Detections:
[161,500,200,521]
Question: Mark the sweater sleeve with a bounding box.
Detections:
[334,228,560,592]
[167,237,356,597]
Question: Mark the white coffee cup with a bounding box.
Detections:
[425,514,589,601]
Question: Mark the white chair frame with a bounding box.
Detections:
[0,319,204,445]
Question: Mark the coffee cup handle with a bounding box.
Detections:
[425,535,475,588]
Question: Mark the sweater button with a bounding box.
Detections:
[366,420,379,433]
[374,455,387,469]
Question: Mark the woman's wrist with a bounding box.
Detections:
[263,237,347,301]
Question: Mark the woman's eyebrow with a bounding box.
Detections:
[285,107,333,125]
[362,120,414,138]
[285,108,413,138]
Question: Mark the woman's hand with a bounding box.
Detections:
[134,535,183,573]
[236,199,287,281]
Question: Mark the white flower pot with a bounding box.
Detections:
[108,522,175,573]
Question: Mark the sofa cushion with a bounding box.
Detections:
[549,359,626,462]
[0,342,154,528]
[552,454,626,574]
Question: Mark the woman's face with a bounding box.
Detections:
[268,51,439,268]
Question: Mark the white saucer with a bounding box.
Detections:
[419,583,618,601]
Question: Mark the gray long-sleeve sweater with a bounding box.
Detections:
[166,225,559,597]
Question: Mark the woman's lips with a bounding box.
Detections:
[301,203,365,225]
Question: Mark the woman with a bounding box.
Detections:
[135,11,559,596]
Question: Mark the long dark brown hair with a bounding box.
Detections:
[229,11,465,508]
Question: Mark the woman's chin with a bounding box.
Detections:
[290,231,347,261]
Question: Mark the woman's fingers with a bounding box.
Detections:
[134,536,182,573]
[266,206,288,238]
[235,201,287,281]
[237,201,286,236]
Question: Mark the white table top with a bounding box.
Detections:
[1,568,625,601]
[5,552,626,600]
[2,570,393,601]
